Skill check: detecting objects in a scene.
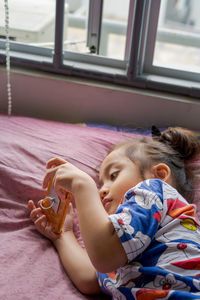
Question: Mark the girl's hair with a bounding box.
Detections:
[111,127,200,203]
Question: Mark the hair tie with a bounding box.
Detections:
[151,125,161,138]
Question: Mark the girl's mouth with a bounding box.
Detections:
[102,198,112,209]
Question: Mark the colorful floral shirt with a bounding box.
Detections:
[97,179,200,299]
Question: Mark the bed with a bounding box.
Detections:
[0,114,200,300]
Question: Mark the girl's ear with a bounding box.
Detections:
[152,163,171,183]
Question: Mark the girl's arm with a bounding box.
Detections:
[28,200,101,295]
[43,158,127,273]
[53,231,101,295]
[73,177,127,273]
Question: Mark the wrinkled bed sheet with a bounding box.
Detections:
[0,114,140,300]
[0,114,199,300]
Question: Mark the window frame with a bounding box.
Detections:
[127,0,200,98]
[142,0,200,84]
[0,0,200,99]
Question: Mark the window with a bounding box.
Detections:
[143,0,200,90]
[154,0,200,74]
[0,0,200,98]
[64,0,130,60]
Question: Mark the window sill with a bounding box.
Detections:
[0,66,200,131]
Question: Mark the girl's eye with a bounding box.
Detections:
[110,171,118,181]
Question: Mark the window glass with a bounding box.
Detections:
[0,0,56,48]
[64,0,89,53]
[100,0,130,60]
[64,0,130,60]
[153,0,200,73]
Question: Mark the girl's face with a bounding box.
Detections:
[99,147,150,214]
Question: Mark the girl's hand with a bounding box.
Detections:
[28,200,74,241]
[28,199,59,241]
[43,157,94,197]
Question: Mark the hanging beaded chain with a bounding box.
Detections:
[4,0,12,116]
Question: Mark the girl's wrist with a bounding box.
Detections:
[72,175,96,195]
[53,230,75,248]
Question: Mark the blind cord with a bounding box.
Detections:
[4,0,12,116]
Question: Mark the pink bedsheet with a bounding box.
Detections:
[0,114,138,300]
[0,114,199,300]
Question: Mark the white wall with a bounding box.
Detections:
[1,67,200,130]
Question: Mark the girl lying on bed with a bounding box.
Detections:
[28,126,200,299]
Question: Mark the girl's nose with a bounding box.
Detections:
[99,186,109,200]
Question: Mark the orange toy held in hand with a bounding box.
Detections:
[40,171,72,234]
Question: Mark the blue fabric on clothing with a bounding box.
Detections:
[97,179,200,299]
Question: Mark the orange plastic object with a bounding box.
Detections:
[40,173,72,234]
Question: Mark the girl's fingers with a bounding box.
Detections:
[35,214,47,227]
[43,158,72,190]
[42,168,57,189]
[28,200,36,211]
[46,157,67,169]
[30,207,42,221]
[43,158,65,188]
[28,199,59,241]
[35,216,59,240]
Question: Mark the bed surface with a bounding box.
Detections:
[0,114,138,300]
[0,114,199,299]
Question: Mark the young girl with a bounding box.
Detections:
[28,126,200,299]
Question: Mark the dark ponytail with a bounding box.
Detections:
[155,127,200,161]
[152,126,200,202]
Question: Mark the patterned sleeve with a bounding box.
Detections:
[108,179,165,262]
